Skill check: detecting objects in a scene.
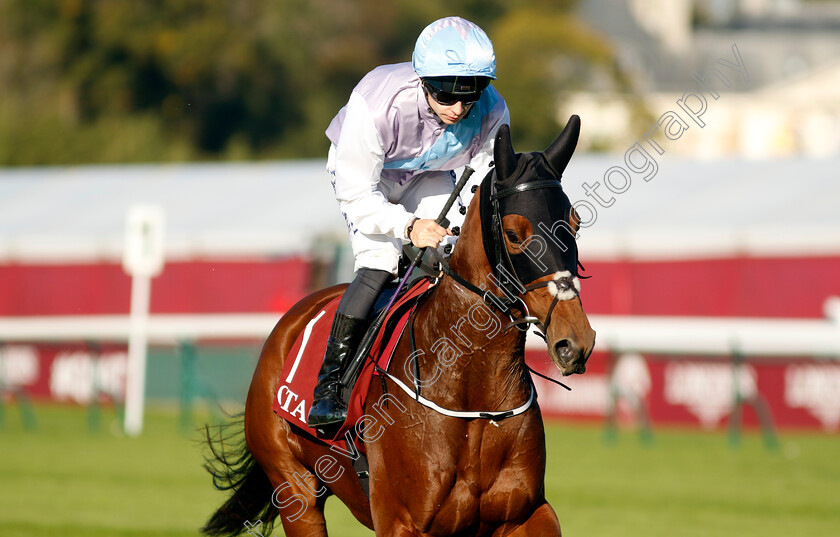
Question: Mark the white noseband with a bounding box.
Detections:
[546,271,581,301]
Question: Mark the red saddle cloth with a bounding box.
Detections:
[272,278,433,449]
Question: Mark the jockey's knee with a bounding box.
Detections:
[337,267,392,319]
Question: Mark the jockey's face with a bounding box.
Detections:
[426,93,474,125]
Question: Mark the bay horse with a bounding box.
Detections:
[203,116,596,536]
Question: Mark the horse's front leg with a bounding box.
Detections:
[505,502,562,536]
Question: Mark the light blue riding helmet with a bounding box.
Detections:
[412,16,496,96]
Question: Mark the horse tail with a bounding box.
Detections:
[201,415,277,536]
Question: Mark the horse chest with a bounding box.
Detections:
[416,423,545,532]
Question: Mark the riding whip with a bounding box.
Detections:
[340,166,475,390]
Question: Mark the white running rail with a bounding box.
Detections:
[1,310,838,358]
[0,314,281,344]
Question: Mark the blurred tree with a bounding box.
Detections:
[0,0,630,164]
[65,0,304,153]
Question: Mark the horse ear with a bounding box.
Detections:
[493,124,517,182]
[544,114,581,176]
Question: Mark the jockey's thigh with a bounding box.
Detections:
[350,230,402,275]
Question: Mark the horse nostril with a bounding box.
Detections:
[554,339,575,362]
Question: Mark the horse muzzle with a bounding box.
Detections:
[549,334,594,376]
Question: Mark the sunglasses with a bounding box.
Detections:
[424,82,482,106]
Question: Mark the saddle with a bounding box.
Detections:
[272,276,433,447]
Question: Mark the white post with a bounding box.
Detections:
[124,273,152,436]
[122,205,165,436]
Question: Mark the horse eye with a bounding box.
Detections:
[505,230,521,244]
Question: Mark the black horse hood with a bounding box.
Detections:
[479,117,582,286]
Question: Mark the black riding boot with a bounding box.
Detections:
[307,313,366,428]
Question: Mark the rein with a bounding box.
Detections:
[372,282,538,422]
[375,176,578,421]
[427,248,573,334]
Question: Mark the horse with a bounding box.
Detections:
[202,116,596,536]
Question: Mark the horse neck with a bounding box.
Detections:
[411,197,529,406]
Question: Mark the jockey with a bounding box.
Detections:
[308,16,510,428]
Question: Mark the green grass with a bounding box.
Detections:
[0,404,838,536]
[0,404,223,537]
[546,426,840,537]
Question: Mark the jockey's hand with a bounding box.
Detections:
[409,218,453,248]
